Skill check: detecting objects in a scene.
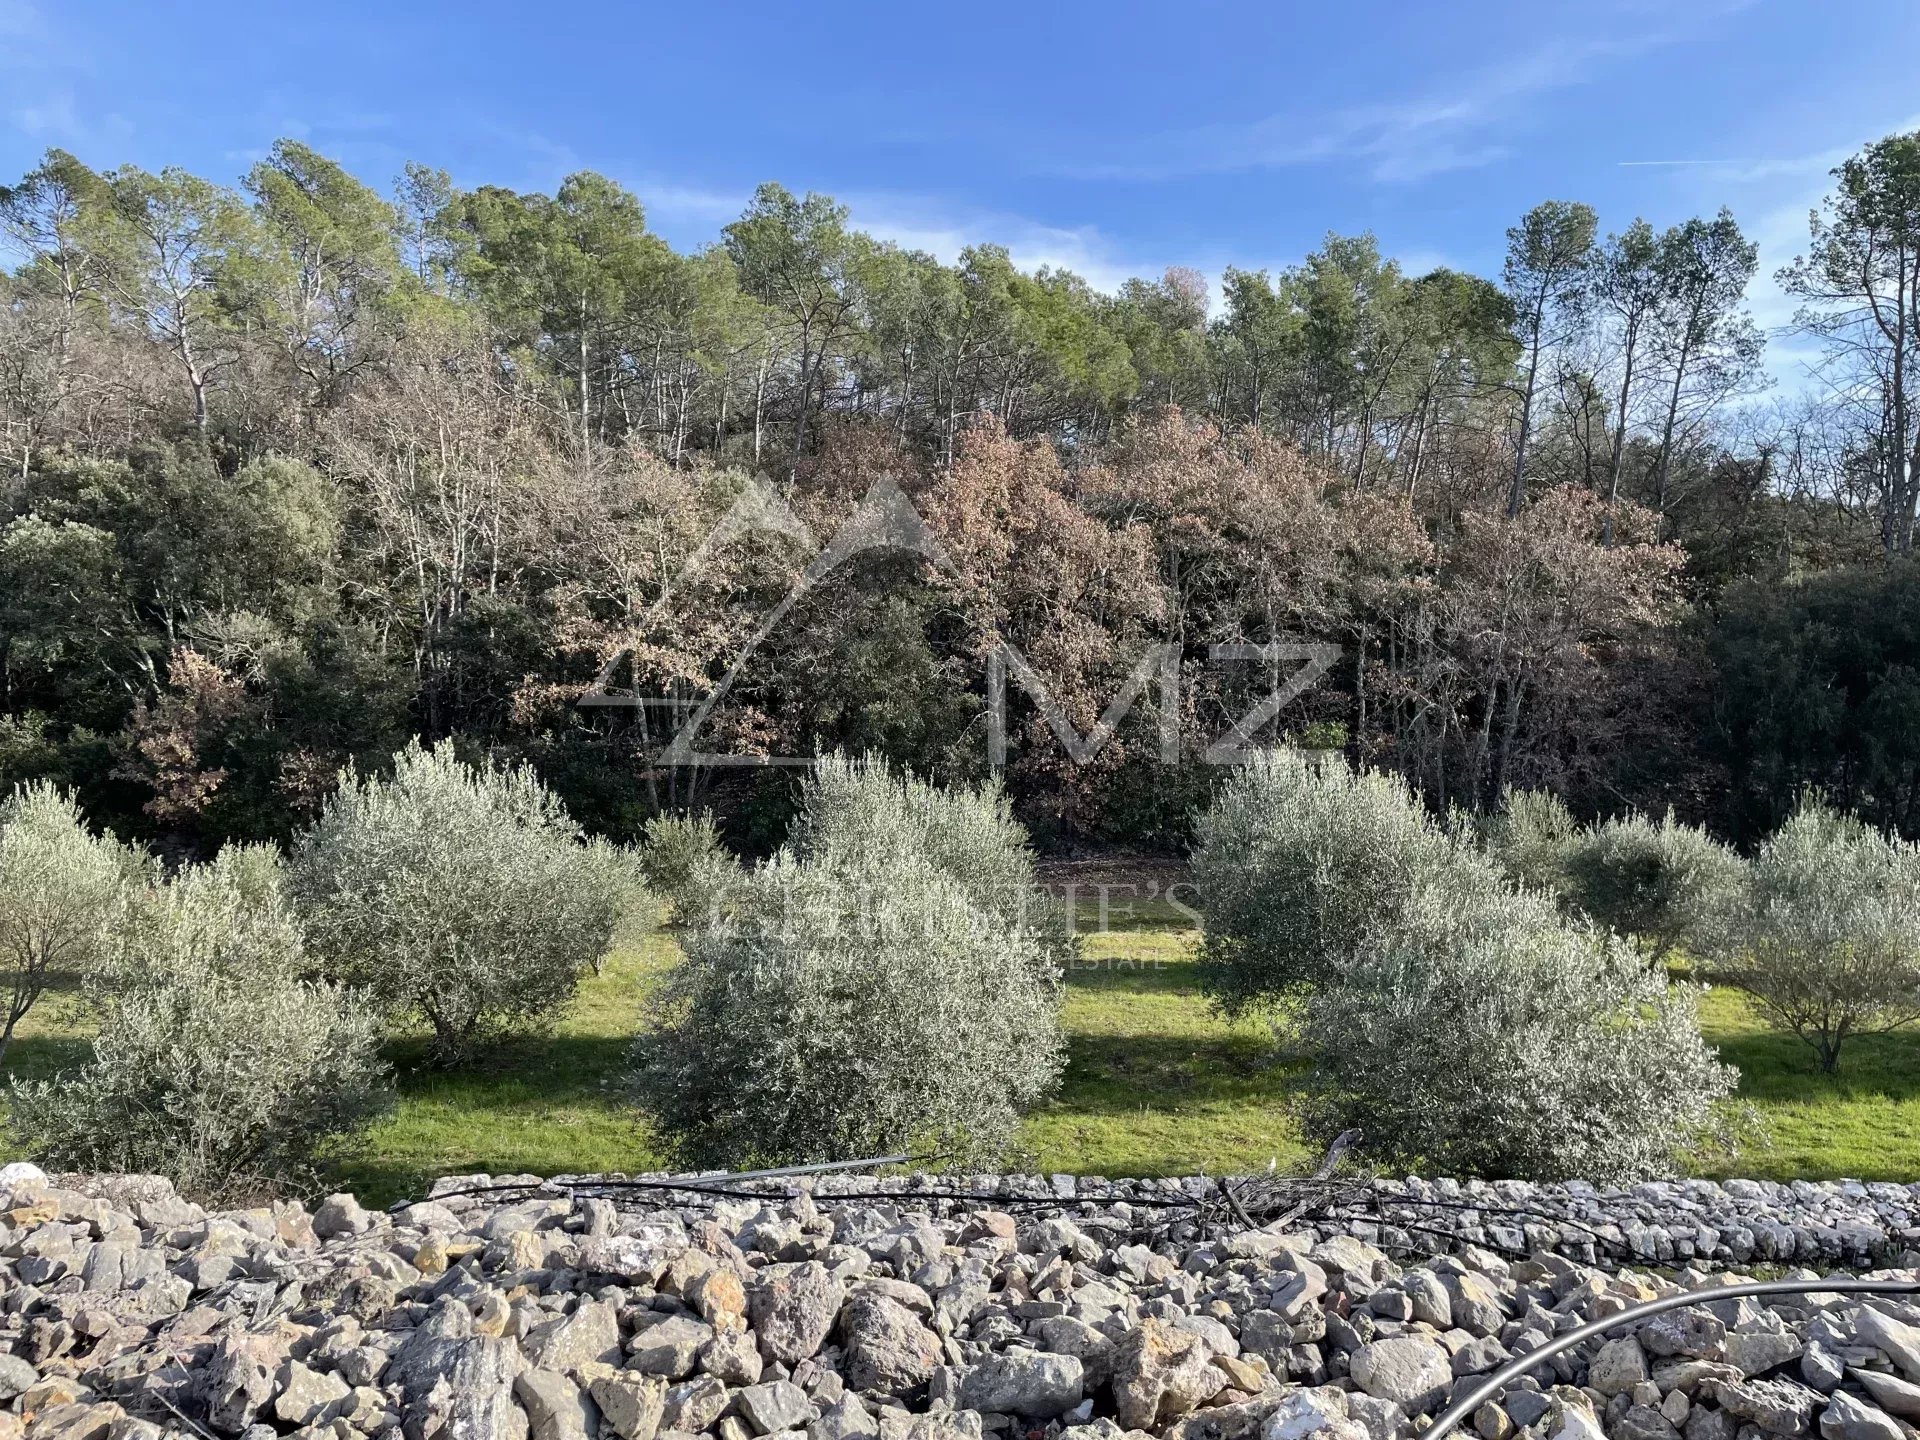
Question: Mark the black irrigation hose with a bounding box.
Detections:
[1424,1277,1920,1440]
[1267,1190,1628,1259]
[398,1152,946,1210]
[1314,1209,1540,1265]
[400,1169,1780,1281]
[403,1172,1211,1212]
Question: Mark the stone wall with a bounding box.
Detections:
[6,1166,1920,1440]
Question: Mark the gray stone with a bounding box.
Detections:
[703,1328,766,1386]
[630,1314,715,1379]
[1728,1332,1805,1378]
[1709,1376,1823,1437]
[1644,1311,1730,1361]
[312,1192,373,1239]
[1591,1337,1652,1396]
[841,1294,941,1397]
[1819,1392,1905,1440]
[1801,1344,1845,1393]
[1851,1308,1920,1383]
[808,1396,880,1440]
[1036,1315,1116,1386]
[1685,1405,1738,1440]
[1618,1405,1682,1440]
[1445,1273,1506,1339]
[739,1380,814,1435]
[663,1376,731,1433]
[417,1336,528,1440]
[203,1331,287,1435]
[591,1372,669,1440]
[752,1262,846,1365]
[1110,1317,1226,1431]
[1402,1271,1453,1329]
[1260,1389,1366,1440]
[0,1354,38,1399]
[1847,1368,1920,1421]
[957,1351,1084,1417]
[580,1229,684,1284]
[1349,1336,1453,1412]
[1452,1336,1510,1376]
[516,1368,599,1440]
[270,1361,349,1426]
[525,1299,622,1371]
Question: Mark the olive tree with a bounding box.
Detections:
[634,755,1065,1168]
[1301,887,1736,1180]
[1561,811,1745,966]
[8,845,389,1201]
[0,783,147,1064]
[1720,799,1920,1072]
[1193,750,1498,1014]
[1194,749,1737,1179]
[1479,788,1580,896]
[638,809,737,924]
[290,740,631,1062]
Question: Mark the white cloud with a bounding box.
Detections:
[640,182,751,227]
[1653,116,1920,391]
[11,90,78,138]
[843,194,1149,294]
[1049,18,1735,185]
[0,0,43,40]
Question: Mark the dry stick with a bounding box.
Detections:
[1233,1128,1364,1231]
[151,1362,220,1440]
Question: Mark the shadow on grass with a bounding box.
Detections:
[1707,1023,1920,1104]
[1059,1031,1303,1109]
[1064,899,1200,934]
[0,1033,92,1083]
[1063,959,1207,996]
[383,1032,636,1105]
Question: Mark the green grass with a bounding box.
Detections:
[1021,926,1308,1177]
[9,916,1920,1205]
[1693,983,1920,1180]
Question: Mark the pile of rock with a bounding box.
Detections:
[709,1175,1920,1272]
[7,1165,1920,1440]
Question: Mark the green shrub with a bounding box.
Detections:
[290,740,626,1062]
[1480,788,1580,896]
[1561,811,1745,965]
[1194,749,1737,1179]
[586,835,656,973]
[784,753,1070,953]
[1193,750,1497,1015]
[638,810,737,924]
[0,783,147,1063]
[1719,798,1920,1072]
[7,845,390,1201]
[1300,887,1737,1180]
[634,755,1065,1168]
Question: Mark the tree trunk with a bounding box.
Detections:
[1603,322,1640,546]
[1653,337,1694,530]
[1509,335,1542,518]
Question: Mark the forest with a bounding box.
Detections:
[4,131,1920,854]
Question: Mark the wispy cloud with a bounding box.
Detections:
[1053,9,1748,185]
[0,0,130,153]
[836,192,1158,296]
[0,0,44,40]
[641,182,751,227]
[1641,116,1920,391]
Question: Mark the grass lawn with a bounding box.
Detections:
[7,911,1920,1205]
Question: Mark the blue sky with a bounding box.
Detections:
[4,0,1918,381]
